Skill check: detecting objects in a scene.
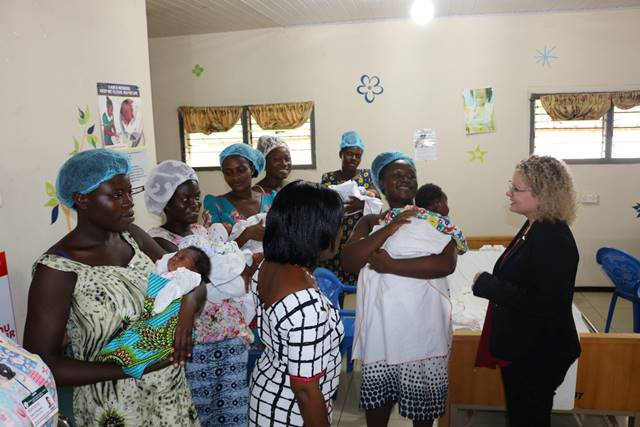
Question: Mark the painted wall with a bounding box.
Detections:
[149,9,640,287]
[0,0,158,339]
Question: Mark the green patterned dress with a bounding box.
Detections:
[35,232,200,427]
[320,168,375,286]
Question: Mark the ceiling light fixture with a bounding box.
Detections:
[410,0,434,25]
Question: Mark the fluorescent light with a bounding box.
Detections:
[410,0,434,25]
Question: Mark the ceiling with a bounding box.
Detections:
[146,0,640,38]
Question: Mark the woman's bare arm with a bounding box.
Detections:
[23,265,131,386]
[341,210,416,273]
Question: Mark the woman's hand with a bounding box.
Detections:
[345,197,365,214]
[242,253,264,292]
[368,249,392,273]
[385,208,418,235]
[473,272,482,285]
[171,303,194,367]
[202,210,212,228]
[171,284,206,367]
[243,221,266,242]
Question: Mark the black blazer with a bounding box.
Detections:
[473,220,581,364]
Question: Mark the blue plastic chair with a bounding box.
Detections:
[596,247,640,333]
[313,267,357,372]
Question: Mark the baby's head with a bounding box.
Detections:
[167,246,211,282]
[415,183,449,216]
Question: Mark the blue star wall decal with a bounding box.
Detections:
[535,45,558,68]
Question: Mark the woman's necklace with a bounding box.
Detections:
[521,221,534,241]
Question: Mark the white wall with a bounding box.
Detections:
[149,9,640,287]
[0,0,158,339]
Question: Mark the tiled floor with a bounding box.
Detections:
[329,291,636,427]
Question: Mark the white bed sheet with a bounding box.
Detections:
[448,248,589,410]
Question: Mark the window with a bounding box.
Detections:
[531,94,640,164]
[180,105,315,170]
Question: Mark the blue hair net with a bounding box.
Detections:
[219,143,265,177]
[371,151,416,193]
[339,131,365,152]
[56,149,131,208]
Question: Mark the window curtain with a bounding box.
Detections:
[612,90,640,110]
[178,106,242,134]
[540,93,611,121]
[249,101,313,130]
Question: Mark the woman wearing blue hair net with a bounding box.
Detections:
[23,149,202,426]
[203,143,276,246]
[341,151,457,427]
[320,131,379,287]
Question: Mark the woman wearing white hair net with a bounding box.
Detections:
[253,135,292,194]
[145,160,227,250]
[145,160,257,427]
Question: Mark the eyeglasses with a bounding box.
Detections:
[507,181,533,193]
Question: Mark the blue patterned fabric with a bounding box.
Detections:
[98,273,181,379]
[186,337,249,427]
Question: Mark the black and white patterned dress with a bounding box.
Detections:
[249,288,343,426]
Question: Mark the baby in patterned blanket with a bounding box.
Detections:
[414,183,467,254]
[98,246,211,378]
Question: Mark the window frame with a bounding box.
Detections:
[529,93,640,165]
[179,105,317,171]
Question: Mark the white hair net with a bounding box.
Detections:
[256,135,289,159]
[144,160,198,216]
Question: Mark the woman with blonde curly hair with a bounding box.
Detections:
[471,155,580,427]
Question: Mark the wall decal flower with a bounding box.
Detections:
[192,64,204,77]
[356,74,384,103]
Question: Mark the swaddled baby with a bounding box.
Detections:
[98,246,211,378]
[353,183,468,366]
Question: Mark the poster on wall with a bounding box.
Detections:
[0,252,18,342]
[97,82,148,191]
[463,87,495,135]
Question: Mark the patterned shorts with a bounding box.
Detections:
[360,357,449,421]
[186,337,248,427]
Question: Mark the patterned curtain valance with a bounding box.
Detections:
[540,93,611,121]
[249,101,314,130]
[540,90,640,121]
[178,106,242,134]
[612,90,640,110]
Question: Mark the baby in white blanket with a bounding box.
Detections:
[353,184,467,366]
[177,233,259,325]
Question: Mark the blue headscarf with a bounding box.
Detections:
[219,143,265,177]
[371,151,416,193]
[339,131,365,152]
[56,149,131,209]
